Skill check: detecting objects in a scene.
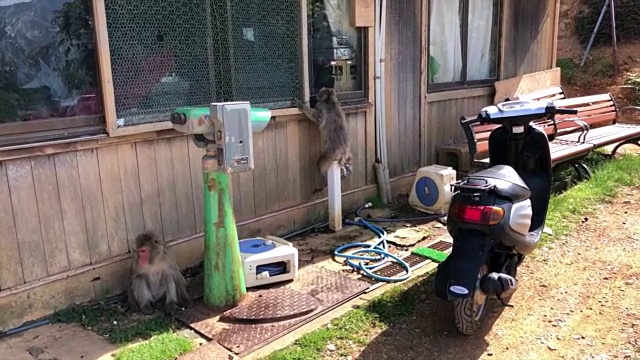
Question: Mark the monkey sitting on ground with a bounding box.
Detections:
[296,87,353,193]
[127,231,192,316]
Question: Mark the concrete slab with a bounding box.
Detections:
[0,323,117,360]
[178,341,237,360]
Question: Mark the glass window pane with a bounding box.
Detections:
[466,0,500,81]
[428,0,463,84]
[0,0,102,125]
[308,0,364,97]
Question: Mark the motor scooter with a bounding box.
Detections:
[434,99,578,335]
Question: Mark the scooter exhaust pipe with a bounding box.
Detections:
[479,272,519,302]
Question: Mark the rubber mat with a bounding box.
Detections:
[175,266,370,357]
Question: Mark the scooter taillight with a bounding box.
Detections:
[450,202,505,225]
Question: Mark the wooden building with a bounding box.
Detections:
[0,0,560,331]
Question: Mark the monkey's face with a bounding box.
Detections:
[317,87,337,103]
[137,245,152,266]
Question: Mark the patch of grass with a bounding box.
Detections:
[544,154,640,242]
[557,57,578,84]
[51,301,179,344]
[556,56,613,86]
[262,277,427,360]
[365,195,385,209]
[113,332,194,360]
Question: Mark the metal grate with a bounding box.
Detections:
[104,0,303,127]
[428,240,453,252]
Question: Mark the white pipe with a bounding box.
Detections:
[374,0,382,161]
[379,0,388,166]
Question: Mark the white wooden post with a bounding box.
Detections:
[327,162,342,231]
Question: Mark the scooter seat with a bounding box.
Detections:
[465,165,531,202]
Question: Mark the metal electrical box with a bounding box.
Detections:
[210,101,254,173]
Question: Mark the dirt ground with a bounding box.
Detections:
[353,186,640,360]
[560,43,640,126]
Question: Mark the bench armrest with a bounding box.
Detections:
[556,118,591,143]
[459,116,478,158]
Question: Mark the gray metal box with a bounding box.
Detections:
[210,102,254,173]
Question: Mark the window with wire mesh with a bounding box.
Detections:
[104,0,303,127]
[308,0,366,103]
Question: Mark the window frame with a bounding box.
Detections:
[427,0,503,93]
[306,23,369,106]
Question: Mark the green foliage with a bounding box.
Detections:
[113,332,194,360]
[555,56,613,86]
[52,0,98,91]
[365,195,385,209]
[544,154,640,242]
[557,57,578,84]
[575,0,640,47]
[51,301,179,344]
[624,72,640,104]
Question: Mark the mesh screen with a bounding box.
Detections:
[104,0,303,127]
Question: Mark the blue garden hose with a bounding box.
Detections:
[333,217,412,282]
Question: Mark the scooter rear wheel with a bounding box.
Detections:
[453,264,489,335]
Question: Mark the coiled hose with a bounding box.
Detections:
[334,217,412,282]
[333,203,446,282]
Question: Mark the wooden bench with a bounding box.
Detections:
[552,93,640,157]
[436,85,570,172]
[458,115,596,178]
[437,86,640,174]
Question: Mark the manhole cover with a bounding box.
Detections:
[222,287,319,322]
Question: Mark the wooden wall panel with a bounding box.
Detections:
[0,109,371,291]
[187,140,205,233]
[76,149,110,262]
[97,147,128,256]
[5,159,48,282]
[170,137,197,237]
[154,139,181,241]
[117,143,145,251]
[384,0,422,177]
[0,162,23,289]
[31,156,69,275]
[425,94,495,165]
[136,142,164,239]
[501,0,556,79]
[54,153,91,268]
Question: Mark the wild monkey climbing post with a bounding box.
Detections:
[170,104,271,308]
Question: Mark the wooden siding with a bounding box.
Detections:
[501,0,557,79]
[425,92,495,165]
[0,112,369,291]
[384,0,422,178]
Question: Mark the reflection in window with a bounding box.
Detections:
[428,0,500,89]
[0,0,102,124]
[308,0,365,100]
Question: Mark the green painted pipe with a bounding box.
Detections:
[171,106,272,133]
[202,152,246,307]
